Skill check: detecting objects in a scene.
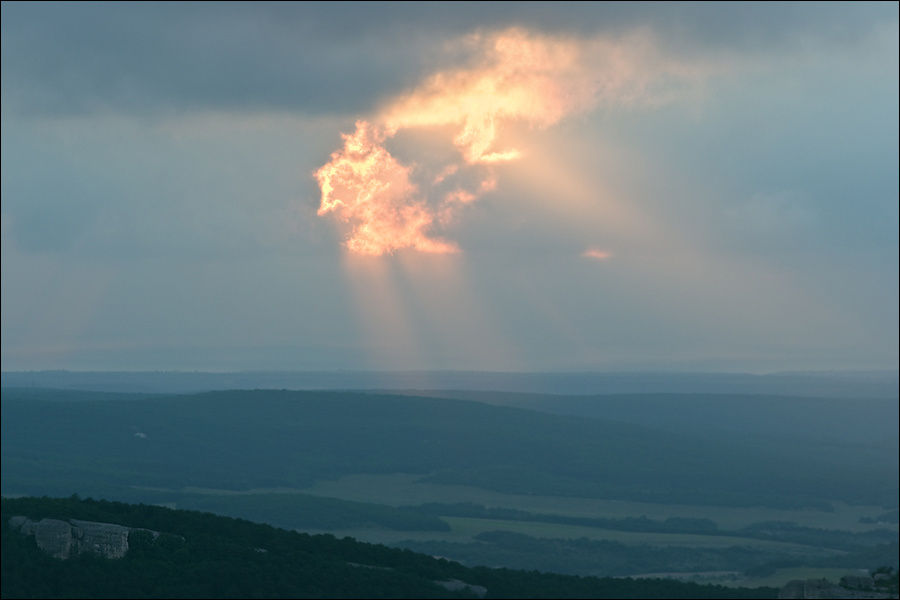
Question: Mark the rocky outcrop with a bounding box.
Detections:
[8,516,158,560]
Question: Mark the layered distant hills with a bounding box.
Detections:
[2,369,897,397]
[2,382,897,586]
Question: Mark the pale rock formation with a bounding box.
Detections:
[8,516,158,560]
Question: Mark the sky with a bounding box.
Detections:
[1,2,898,373]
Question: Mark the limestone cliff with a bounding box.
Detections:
[8,516,159,560]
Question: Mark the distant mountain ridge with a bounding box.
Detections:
[2,369,897,397]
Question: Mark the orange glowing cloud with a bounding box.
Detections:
[315,28,702,256]
[315,120,457,255]
[381,29,598,165]
[583,248,613,261]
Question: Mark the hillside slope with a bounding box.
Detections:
[1,495,777,599]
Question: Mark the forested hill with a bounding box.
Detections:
[1,495,777,599]
[2,388,896,508]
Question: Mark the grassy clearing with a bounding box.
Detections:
[439,517,842,554]
[292,513,845,558]
[301,473,894,532]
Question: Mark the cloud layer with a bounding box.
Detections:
[3,3,892,117]
[2,4,896,372]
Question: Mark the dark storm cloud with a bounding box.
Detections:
[2,1,894,116]
[1,2,434,115]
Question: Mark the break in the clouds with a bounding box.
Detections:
[315,27,706,255]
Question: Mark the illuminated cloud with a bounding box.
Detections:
[316,27,703,255]
[315,120,458,255]
[582,248,613,261]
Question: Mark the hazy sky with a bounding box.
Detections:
[2,2,898,372]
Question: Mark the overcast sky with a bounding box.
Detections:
[2,2,897,373]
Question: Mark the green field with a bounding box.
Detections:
[156,472,894,561]
[116,472,896,580]
[439,517,841,553]
[298,516,843,556]
[301,472,895,532]
[140,472,894,537]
